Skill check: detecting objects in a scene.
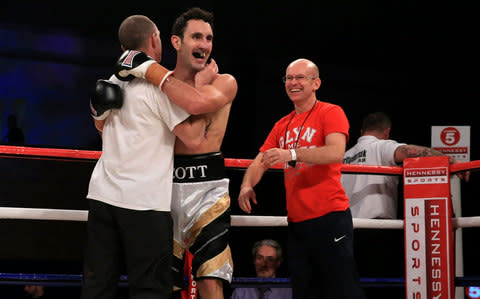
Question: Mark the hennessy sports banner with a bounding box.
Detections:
[404,156,454,299]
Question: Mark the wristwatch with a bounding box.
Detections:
[288,149,297,167]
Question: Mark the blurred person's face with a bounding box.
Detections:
[254,245,280,278]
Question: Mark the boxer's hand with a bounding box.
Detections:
[114,50,155,81]
[238,185,257,214]
[114,50,172,89]
[194,58,218,88]
[90,79,123,120]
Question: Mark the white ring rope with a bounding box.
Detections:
[0,207,87,222]
[1,207,480,229]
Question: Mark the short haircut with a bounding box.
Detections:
[118,15,156,50]
[252,239,283,263]
[171,7,214,38]
[362,111,392,132]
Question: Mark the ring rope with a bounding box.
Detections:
[2,207,480,229]
[2,273,480,287]
[0,145,403,174]
[3,145,480,174]
[0,272,401,288]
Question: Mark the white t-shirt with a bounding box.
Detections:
[87,76,190,211]
[341,135,405,219]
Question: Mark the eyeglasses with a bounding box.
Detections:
[282,75,317,83]
[255,255,277,264]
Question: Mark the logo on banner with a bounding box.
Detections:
[431,126,470,161]
[404,167,448,185]
[466,286,480,298]
[440,127,460,146]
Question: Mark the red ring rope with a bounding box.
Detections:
[1,145,479,175]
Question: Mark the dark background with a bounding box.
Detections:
[1,0,479,298]
[1,0,479,157]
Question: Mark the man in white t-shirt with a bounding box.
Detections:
[341,111,405,219]
[341,111,467,219]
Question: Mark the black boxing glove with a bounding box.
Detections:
[90,79,123,120]
[114,50,173,89]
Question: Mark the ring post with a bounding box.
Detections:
[451,176,465,299]
[404,156,455,299]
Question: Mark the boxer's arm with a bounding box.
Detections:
[241,152,269,189]
[173,115,207,151]
[115,51,237,115]
[238,152,269,214]
[163,73,237,115]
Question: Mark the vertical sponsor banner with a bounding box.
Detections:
[404,156,454,299]
[181,250,198,299]
[405,197,427,299]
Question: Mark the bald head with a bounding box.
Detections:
[118,15,157,50]
[287,58,319,78]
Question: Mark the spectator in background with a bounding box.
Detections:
[24,285,44,298]
[230,239,292,299]
[2,114,25,145]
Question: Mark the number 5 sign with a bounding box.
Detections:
[431,126,470,162]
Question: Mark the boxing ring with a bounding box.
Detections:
[1,145,480,298]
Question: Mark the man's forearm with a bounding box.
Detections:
[395,144,446,163]
[162,79,226,115]
[294,144,344,165]
[241,154,268,189]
